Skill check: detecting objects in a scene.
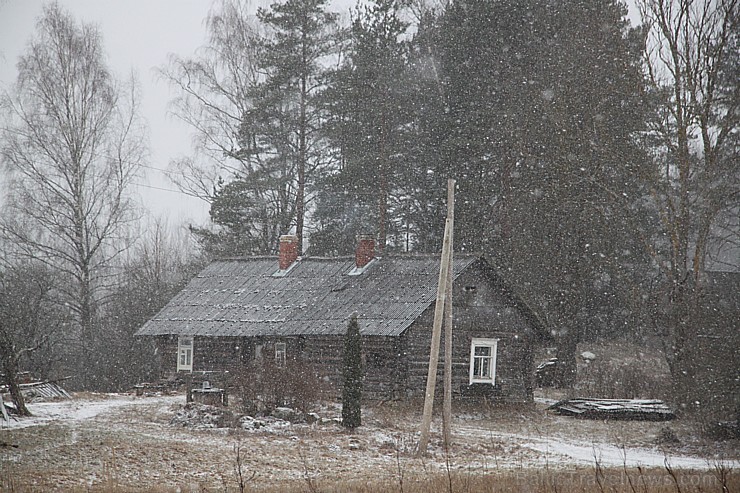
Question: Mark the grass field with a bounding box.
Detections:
[1,390,736,492]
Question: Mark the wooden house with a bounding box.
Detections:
[136,235,546,403]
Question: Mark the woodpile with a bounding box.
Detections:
[17,380,71,401]
[548,398,675,421]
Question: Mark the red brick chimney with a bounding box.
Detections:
[279,234,298,270]
[355,234,375,268]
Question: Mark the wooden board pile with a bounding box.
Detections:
[548,398,675,421]
[19,380,72,401]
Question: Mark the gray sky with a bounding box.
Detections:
[0,0,356,228]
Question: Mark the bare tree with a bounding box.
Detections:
[0,262,65,416]
[159,0,300,255]
[97,218,203,391]
[637,0,739,406]
[159,0,263,202]
[0,4,146,387]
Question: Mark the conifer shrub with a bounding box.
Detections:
[342,314,363,429]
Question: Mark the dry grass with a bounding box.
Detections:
[2,464,736,492]
[259,466,737,493]
[1,380,736,493]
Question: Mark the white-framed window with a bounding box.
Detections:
[275,342,287,368]
[177,336,193,372]
[469,338,498,385]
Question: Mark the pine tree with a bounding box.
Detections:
[255,0,340,252]
[316,0,412,253]
[342,314,363,429]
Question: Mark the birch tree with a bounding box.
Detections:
[0,4,146,386]
[160,0,263,202]
[161,0,302,256]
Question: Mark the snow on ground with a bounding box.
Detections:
[523,436,719,469]
[1,394,180,430]
[452,422,739,471]
[1,392,737,491]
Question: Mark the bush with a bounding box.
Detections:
[576,360,669,400]
[234,358,329,414]
[342,314,363,429]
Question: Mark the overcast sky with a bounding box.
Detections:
[0,0,356,229]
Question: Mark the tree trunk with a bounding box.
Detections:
[2,357,31,417]
[554,330,578,388]
[664,283,702,413]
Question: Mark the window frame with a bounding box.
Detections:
[469,338,498,385]
[275,342,287,368]
[177,336,193,372]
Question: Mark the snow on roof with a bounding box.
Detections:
[136,254,486,338]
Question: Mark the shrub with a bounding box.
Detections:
[342,314,363,429]
[576,360,669,400]
[234,358,329,414]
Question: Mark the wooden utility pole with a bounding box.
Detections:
[443,179,455,449]
[418,179,455,455]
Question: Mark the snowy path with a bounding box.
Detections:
[453,424,738,470]
[1,394,180,429]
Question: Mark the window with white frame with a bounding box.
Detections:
[275,342,287,368]
[469,338,498,385]
[177,336,193,372]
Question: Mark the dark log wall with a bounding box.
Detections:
[401,268,535,403]
[265,335,404,401]
[154,335,246,388]
[156,336,176,378]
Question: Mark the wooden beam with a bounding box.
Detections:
[443,179,455,449]
[418,178,455,455]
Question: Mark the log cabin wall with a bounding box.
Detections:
[155,335,177,379]
[156,333,409,402]
[155,335,245,388]
[400,267,535,403]
[282,335,403,401]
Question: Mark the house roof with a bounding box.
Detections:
[136,254,541,338]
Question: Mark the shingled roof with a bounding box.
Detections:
[137,254,483,338]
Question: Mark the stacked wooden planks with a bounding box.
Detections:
[548,398,675,421]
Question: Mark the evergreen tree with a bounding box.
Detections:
[419,0,651,384]
[402,7,451,253]
[255,0,340,252]
[315,0,412,253]
[342,314,363,429]
[192,173,296,258]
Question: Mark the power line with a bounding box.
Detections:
[133,182,194,195]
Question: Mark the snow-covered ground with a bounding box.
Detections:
[1,393,736,491]
[2,393,180,430]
